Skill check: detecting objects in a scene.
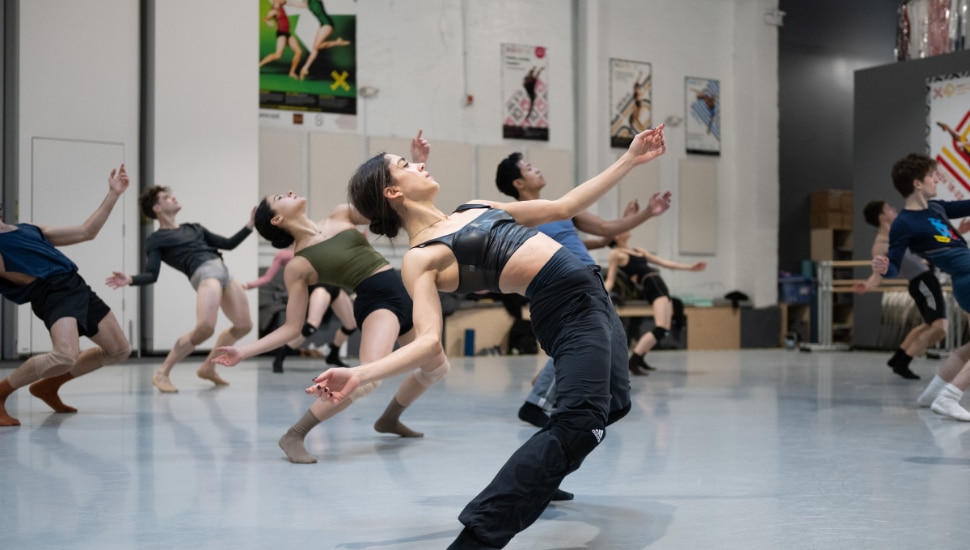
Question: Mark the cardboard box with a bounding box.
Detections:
[810,190,853,229]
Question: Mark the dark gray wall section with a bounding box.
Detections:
[778,0,901,275]
[852,50,970,348]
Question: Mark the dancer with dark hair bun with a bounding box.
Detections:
[318,125,667,549]
[214,131,450,465]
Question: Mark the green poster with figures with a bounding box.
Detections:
[258,0,357,115]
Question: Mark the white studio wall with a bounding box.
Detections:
[16,0,140,354]
[257,0,779,304]
[150,0,259,352]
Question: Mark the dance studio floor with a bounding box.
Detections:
[2,349,969,549]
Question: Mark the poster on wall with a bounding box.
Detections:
[685,77,720,156]
[501,43,549,141]
[609,59,652,148]
[927,72,970,201]
[258,0,357,128]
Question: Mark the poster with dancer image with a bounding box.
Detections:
[609,59,652,148]
[927,72,970,201]
[685,77,720,156]
[258,0,357,122]
[502,43,549,141]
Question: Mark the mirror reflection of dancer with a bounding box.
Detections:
[258,0,303,79]
[106,187,255,393]
[297,0,352,80]
[629,71,649,132]
[523,66,544,124]
[857,200,949,380]
[243,246,357,372]
[873,153,970,421]
[320,126,666,549]
[495,152,671,429]
[214,132,449,465]
[0,165,132,427]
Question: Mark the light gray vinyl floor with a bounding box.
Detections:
[2,349,969,550]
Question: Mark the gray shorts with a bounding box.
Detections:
[190,259,232,290]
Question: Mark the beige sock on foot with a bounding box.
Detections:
[152,372,178,393]
[29,372,77,413]
[374,397,424,438]
[197,368,229,386]
[278,410,321,464]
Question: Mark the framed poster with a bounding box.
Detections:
[927,72,970,201]
[258,0,357,119]
[685,77,720,155]
[609,59,652,148]
[501,43,549,141]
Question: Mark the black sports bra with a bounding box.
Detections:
[412,204,539,294]
[620,254,657,279]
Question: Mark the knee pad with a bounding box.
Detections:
[189,324,216,346]
[413,360,450,387]
[33,350,77,379]
[549,413,606,469]
[103,344,132,366]
[348,380,381,403]
[651,326,669,342]
[302,322,318,338]
[229,322,253,339]
[339,325,357,336]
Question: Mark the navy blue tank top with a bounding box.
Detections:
[412,204,539,294]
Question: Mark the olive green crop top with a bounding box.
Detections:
[295,229,388,290]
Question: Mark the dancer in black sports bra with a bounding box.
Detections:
[312,125,667,549]
[604,230,706,374]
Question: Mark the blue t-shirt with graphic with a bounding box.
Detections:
[886,199,970,277]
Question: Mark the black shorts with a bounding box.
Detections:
[909,270,946,324]
[352,269,413,336]
[309,283,342,303]
[639,274,670,303]
[276,30,291,39]
[28,271,111,338]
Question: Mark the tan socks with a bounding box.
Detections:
[28,372,77,413]
[374,397,424,438]
[279,410,323,464]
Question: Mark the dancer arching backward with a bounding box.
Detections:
[311,125,667,549]
[214,132,449,465]
[243,245,358,372]
[0,165,132,427]
[604,230,706,374]
[106,187,255,393]
[873,153,970,421]
[857,200,949,380]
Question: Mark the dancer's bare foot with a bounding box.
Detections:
[197,367,229,386]
[299,67,309,80]
[289,72,299,80]
[320,37,351,48]
[152,372,178,393]
[1,379,22,426]
[29,373,78,413]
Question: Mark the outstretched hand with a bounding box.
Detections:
[689,261,707,272]
[872,255,889,275]
[853,281,868,294]
[105,271,131,289]
[306,367,362,403]
[410,129,430,164]
[108,164,130,196]
[213,346,243,367]
[958,218,970,234]
[647,191,673,217]
[627,124,667,165]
